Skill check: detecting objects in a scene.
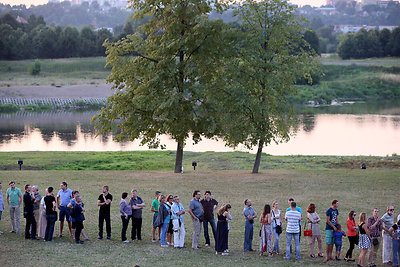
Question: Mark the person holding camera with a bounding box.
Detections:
[243,199,257,252]
[188,190,203,249]
[367,208,383,267]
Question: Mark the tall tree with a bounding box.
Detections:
[92,0,228,173]
[219,0,318,173]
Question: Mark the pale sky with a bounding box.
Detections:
[1,0,326,7]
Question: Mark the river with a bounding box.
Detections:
[0,101,399,156]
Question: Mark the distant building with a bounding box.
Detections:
[16,16,28,24]
[47,0,128,8]
[334,24,398,33]
[359,0,378,5]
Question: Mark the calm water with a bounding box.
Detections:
[0,101,400,156]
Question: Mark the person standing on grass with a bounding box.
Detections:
[285,201,301,260]
[345,210,358,262]
[32,186,41,236]
[171,195,186,248]
[44,187,57,242]
[130,189,145,241]
[0,182,4,235]
[367,208,383,267]
[216,204,231,255]
[155,195,170,248]
[381,205,395,264]
[97,185,113,240]
[188,190,203,249]
[23,184,38,240]
[286,198,302,242]
[243,199,257,252]
[259,204,273,256]
[200,190,218,247]
[306,203,323,258]
[271,200,282,255]
[166,194,175,246]
[359,212,372,267]
[68,191,89,240]
[72,195,85,244]
[6,181,22,234]
[151,191,161,242]
[324,199,339,262]
[57,181,72,238]
[388,215,400,267]
[120,192,132,243]
[333,224,346,260]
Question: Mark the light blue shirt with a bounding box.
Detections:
[57,188,72,207]
[172,202,185,223]
[0,190,4,212]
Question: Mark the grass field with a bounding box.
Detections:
[0,168,398,266]
[1,151,400,171]
[0,57,109,87]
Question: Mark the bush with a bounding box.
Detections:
[28,60,41,75]
[0,104,19,112]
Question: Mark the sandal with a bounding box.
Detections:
[318,253,324,257]
[310,254,316,258]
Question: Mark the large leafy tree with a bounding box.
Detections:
[218,0,318,173]
[92,0,228,173]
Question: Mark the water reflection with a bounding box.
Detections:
[0,106,400,156]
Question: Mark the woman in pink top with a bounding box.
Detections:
[344,210,358,262]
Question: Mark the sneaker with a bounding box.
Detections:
[161,244,169,248]
[123,240,130,243]
[224,249,230,253]
[221,252,229,256]
[205,244,210,247]
[170,242,174,246]
[10,230,16,233]
[152,239,158,243]
[107,236,111,240]
[98,236,103,240]
[0,231,3,235]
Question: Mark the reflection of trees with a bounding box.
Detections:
[39,128,55,143]
[301,114,316,132]
[0,127,24,143]
[391,117,400,129]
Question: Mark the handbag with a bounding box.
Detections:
[272,210,282,235]
[304,221,312,236]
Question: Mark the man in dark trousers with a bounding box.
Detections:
[23,184,37,240]
[97,185,112,240]
[200,190,218,247]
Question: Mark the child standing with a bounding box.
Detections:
[333,224,346,260]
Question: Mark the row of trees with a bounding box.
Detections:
[92,0,318,173]
[338,27,400,59]
[0,14,113,60]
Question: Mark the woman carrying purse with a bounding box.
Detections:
[307,203,323,258]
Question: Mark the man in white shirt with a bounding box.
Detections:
[171,195,185,248]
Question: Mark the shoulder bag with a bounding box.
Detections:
[272,210,282,235]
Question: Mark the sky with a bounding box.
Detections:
[0,0,326,8]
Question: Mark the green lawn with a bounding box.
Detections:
[0,169,398,266]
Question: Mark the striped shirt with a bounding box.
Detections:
[285,210,301,233]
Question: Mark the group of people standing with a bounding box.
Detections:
[243,197,400,267]
[1,181,400,267]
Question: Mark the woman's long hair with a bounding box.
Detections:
[359,212,366,225]
[348,210,356,222]
[218,204,231,216]
[262,204,271,218]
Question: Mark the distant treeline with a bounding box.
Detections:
[0,13,115,60]
[337,27,400,59]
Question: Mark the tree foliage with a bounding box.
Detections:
[217,0,318,173]
[92,0,229,173]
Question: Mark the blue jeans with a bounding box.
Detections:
[273,226,280,253]
[286,232,300,260]
[244,220,254,251]
[203,218,217,245]
[393,238,400,266]
[45,214,57,241]
[160,222,169,245]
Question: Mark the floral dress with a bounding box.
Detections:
[260,218,273,254]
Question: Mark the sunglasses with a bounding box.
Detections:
[389,209,395,211]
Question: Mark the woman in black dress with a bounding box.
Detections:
[215,204,231,255]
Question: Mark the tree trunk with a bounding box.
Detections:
[252,139,264,174]
[174,141,184,173]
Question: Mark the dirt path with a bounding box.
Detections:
[0,84,114,98]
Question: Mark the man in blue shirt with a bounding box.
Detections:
[325,199,339,262]
[171,195,185,248]
[243,199,257,251]
[188,190,203,249]
[56,181,72,238]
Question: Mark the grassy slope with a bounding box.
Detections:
[1,151,400,171]
[0,169,398,266]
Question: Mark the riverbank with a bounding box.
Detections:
[1,151,399,171]
[1,57,400,109]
